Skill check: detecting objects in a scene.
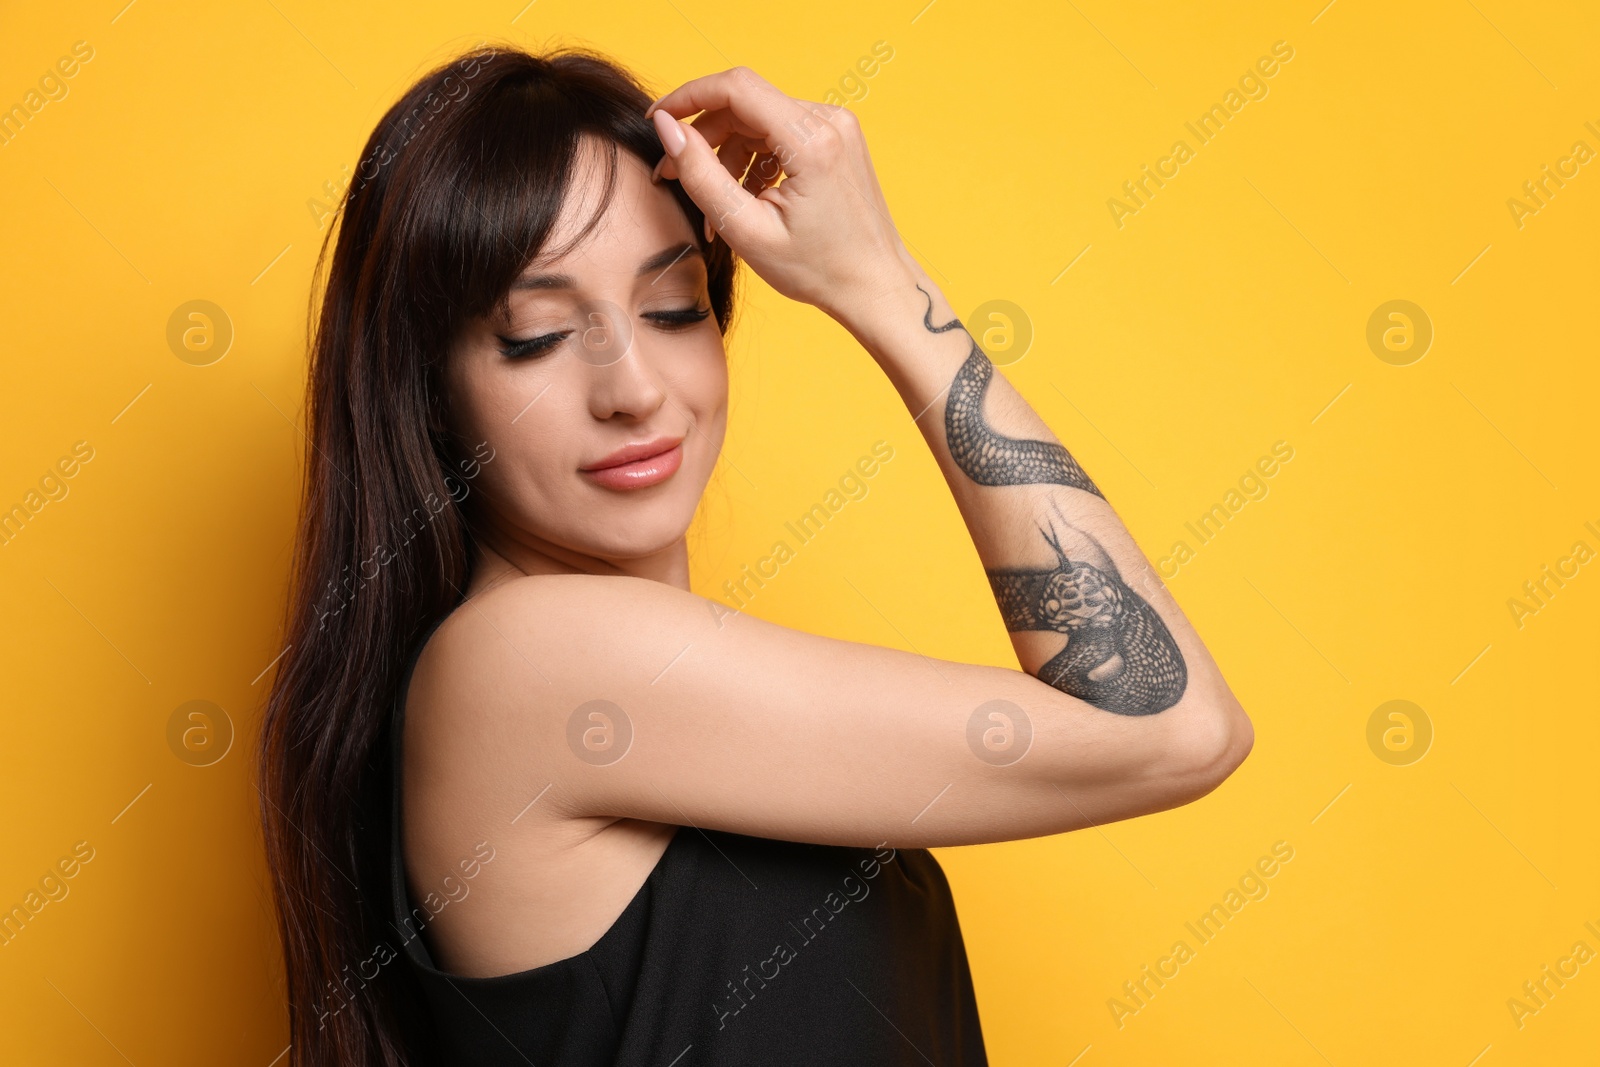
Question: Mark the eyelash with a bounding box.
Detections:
[496,307,712,360]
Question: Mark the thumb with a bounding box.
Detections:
[652,110,765,245]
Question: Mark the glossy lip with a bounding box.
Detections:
[580,435,685,472]
[579,435,686,491]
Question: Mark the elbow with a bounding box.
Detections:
[1177,697,1254,797]
[1218,701,1255,780]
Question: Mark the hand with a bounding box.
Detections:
[646,66,914,326]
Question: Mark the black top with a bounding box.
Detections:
[388,614,989,1065]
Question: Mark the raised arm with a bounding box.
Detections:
[404,68,1254,859]
[646,65,1235,724]
[834,260,1195,718]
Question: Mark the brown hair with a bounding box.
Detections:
[255,42,739,1066]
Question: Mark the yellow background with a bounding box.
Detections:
[2,1,1596,1063]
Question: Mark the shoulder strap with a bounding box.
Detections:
[389,612,453,972]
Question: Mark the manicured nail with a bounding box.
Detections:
[704,215,714,245]
[652,109,686,156]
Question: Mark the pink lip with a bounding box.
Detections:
[580,436,685,490]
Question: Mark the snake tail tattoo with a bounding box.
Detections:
[988,524,1188,716]
[917,286,1104,499]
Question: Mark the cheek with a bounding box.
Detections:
[449,361,577,503]
[460,361,543,428]
[469,404,584,529]
[670,344,729,472]
[681,339,730,420]
[452,355,566,453]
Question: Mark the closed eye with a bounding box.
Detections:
[496,306,711,361]
[496,330,569,360]
[645,306,712,330]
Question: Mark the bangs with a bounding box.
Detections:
[395,77,627,346]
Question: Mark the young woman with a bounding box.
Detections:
[258,44,1253,1067]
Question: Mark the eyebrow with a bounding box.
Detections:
[511,241,705,291]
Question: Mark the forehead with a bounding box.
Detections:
[516,135,699,288]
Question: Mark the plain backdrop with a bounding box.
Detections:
[0,1,1596,1063]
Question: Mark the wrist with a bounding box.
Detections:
[830,267,974,408]
[820,256,916,335]
[830,257,950,351]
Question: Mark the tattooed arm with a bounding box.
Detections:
[833,254,1231,721]
[645,67,1238,727]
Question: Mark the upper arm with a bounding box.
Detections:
[416,574,1251,850]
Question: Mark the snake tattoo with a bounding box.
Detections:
[988,524,1188,715]
[922,292,1105,499]
[917,285,1189,715]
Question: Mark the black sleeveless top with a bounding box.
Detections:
[387,613,989,1065]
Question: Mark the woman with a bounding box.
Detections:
[258,44,1253,1067]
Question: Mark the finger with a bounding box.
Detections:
[684,108,760,150]
[742,151,781,196]
[715,132,765,185]
[651,109,768,246]
[653,111,752,185]
[682,102,815,150]
[652,152,675,184]
[646,67,822,174]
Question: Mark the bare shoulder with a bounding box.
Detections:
[403,572,704,811]
[409,571,720,747]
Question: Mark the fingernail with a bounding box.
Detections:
[651,155,665,184]
[704,215,715,245]
[652,109,686,156]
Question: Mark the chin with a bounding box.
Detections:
[579,488,701,557]
[589,526,691,563]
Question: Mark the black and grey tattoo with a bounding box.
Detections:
[916,285,1188,714]
[989,522,1187,715]
[920,288,1104,498]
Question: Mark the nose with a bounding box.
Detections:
[581,317,669,422]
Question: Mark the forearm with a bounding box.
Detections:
[836,259,1232,720]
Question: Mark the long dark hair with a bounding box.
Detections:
[256,42,740,1066]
